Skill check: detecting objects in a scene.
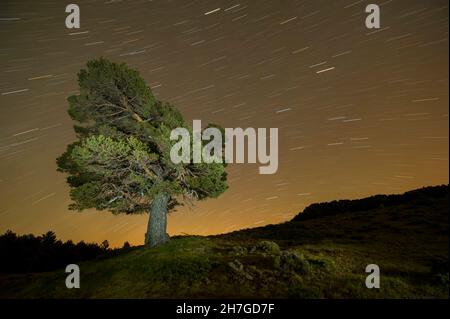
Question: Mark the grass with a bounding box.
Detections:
[0,186,448,298]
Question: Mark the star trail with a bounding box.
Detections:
[0,0,448,247]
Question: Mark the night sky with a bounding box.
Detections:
[0,0,448,247]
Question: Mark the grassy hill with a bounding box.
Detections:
[0,185,448,299]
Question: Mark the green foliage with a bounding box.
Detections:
[57,58,228,215]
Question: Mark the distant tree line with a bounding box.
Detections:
[292,185,449,222]
[0,230,132,273]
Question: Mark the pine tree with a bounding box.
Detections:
[57,58,228,247]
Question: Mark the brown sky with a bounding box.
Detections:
[0,0,448,247]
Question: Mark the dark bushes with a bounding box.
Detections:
[0,230,122,273]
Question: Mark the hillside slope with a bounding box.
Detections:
[0,186,448,299]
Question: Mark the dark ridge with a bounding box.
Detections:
[292,185,449,222]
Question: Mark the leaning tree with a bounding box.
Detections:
[57,58,228,247]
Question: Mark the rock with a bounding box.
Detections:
[228,259,244,272]
[228,259,253,280]
[274,251,311,275]
[231,245,247,256]
[250,241,281,256]
[246,265,263,278]
[286,271,303,285]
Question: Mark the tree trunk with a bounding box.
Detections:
[145,193,169,247]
